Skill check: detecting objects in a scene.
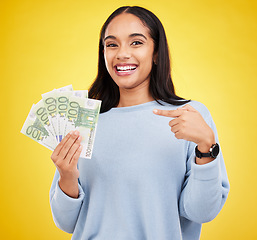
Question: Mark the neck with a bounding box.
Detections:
[117,85,154,108]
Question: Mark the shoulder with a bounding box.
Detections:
[161,100,210,117]
[183,100,215,127]
[187,100,211,118]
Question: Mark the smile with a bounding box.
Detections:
[114,64,138,76]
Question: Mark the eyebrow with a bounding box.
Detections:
[103,33,147,42]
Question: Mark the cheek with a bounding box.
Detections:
[104,50,116,65]
[139,49,154,67]
[141,56,153,74]
[104,53,112,72]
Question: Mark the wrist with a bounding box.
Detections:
[197,130,215,152]
[59,176,79,198]
[197,142,215,153]
[195,142,220,164]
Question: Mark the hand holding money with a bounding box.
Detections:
[51,130,82,198]
[21,85,101,159]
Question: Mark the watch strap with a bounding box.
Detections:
[195,143,219,159]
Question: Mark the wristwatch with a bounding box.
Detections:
[195,143,220,159]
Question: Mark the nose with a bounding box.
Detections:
[116,45,131,60]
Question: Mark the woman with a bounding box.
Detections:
[50,6,229,240]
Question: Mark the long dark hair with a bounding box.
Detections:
[89,6,190,113]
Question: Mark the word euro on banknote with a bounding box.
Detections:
[65,96,101,159]
[20,105,57,150]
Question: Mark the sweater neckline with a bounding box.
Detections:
[109,100,160,113]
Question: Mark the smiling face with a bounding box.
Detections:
[103,13,156,91]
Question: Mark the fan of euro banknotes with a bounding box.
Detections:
[21,85,101,159]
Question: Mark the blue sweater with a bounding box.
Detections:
[50,100,229,240]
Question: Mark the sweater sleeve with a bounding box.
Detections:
[179,106,230,223]
[49,169,85,233]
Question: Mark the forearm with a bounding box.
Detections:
[179,157,226,223]
[178,103,230,223]
[50,170,85,233]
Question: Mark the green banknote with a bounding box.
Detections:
[65,96,101,159]
[32,99,58,145]
[57,89,88,142]
[42,89,59,142]
[56,85,74,142]
[72,90,88,98]
[21,85,100,158]
[58,85,73,92]
[21,105,57,150]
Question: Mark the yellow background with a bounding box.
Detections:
[1,0,256,239]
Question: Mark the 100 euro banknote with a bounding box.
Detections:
[20,105,57,150]
[21,86,100,159]
[41,89,59,142]
[41,85,73,143]
[65,96,101,159]
[56,89,88,142]
[32,100,58,146]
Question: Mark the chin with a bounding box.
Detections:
[113,79,136,89]
[112,75,150,91]
[117,81,141,90]
[118,85,135,90]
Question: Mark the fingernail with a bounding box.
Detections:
[69,130,74,134]
[79,145,82,150]
[74,131,79,136]
[153,109,158,114]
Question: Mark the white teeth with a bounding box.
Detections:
[116,65,137,71]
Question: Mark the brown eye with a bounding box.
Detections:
[106,43,118,48]
[131,41,143,46]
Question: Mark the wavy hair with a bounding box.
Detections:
[89,6,190,113]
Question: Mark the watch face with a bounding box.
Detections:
[211,144,220,157]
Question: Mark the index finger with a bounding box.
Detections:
[153,108,184,118]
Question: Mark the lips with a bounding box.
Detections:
[114,64,138,76]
